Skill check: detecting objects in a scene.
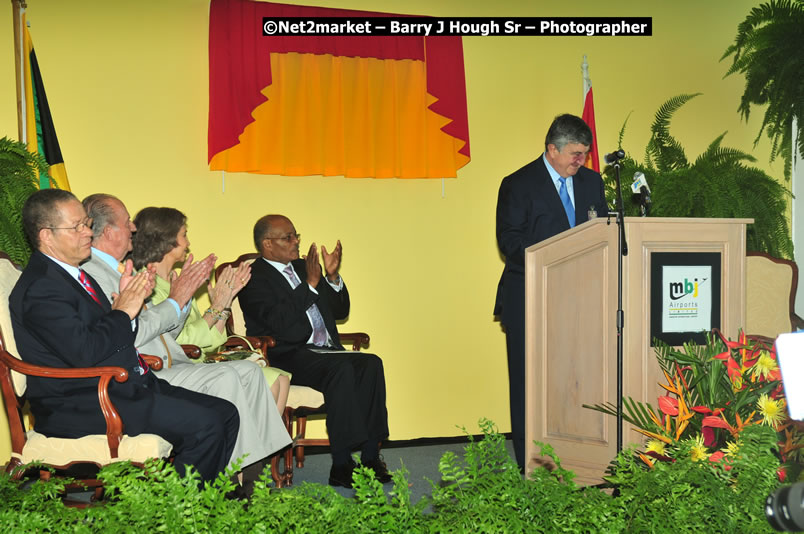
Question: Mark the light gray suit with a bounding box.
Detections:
[83,252,290,468]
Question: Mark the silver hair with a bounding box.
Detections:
[82,193,120,241]
[544,114,593,152]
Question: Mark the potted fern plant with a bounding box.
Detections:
[604,93,793,259]
[722,0,804,181]
[0,136,50,266]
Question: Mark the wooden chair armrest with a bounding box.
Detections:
[181,344,203,360]
[0,350,130,382]
[0,349,130,457]
[140,354,164,371]
[792,312,804,332]
[339,332,370,351]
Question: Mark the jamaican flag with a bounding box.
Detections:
[22,15,70,191]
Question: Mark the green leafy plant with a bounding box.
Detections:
[604,93,793,259]
[608,424,782,532]
[0,419,786,532]
[0,136,51,266]
[722,0,804,180]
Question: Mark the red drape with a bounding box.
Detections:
[208,0,470,177]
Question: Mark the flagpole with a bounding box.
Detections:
[581,55,591,102]
[11,0,27,143]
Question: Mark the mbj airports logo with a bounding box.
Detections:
[668,277,709,318]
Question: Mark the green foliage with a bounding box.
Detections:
[0,136,50,266]
[428,421,624,532]
[608,424,781,532]
[604,94,793,258]
[722,0,804,180]
[0,419,785,532]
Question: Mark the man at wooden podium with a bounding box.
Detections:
[494,114,609,469]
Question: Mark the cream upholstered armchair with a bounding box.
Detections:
[0,251,171,503]
[745,252,804,339]
[215,254,370,487]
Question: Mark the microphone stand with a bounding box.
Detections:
[612,161,627,454]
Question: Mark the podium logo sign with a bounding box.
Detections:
[662,265,713,333]
[669,277,703,300]
[650,251,721,346]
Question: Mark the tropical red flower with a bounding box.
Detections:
[702,415,733,430]
[658,396,679,416]
[778,467,787,483]
[713,350,742,383]
[702,427,715,447]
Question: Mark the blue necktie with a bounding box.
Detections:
[284,265,329,347]
[558,177,575,228]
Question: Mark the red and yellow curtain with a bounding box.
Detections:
[208,0,470,178]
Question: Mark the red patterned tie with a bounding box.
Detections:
[78,269,102,305]
[78,269,149,375]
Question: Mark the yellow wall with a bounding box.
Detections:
[0,0,778,463]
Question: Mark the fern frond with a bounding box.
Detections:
[0,137,52,266]
[602,96,793,258]
[650,93,702,140]
[723,0,804,181]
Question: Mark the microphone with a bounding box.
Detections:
[604,149,625,165]
[630,171,650,195]
[630,171,651,216]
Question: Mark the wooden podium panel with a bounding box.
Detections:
[524,217,750,485]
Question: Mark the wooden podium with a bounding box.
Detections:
[523,217,751,484]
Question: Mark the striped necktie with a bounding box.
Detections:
[283,265,329,347]
[78,270,102,305]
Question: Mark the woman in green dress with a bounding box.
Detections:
[130,207,290,414]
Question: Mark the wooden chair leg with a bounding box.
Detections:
[270,454,282,488]
[282,445,294,486]
[6,458,24,480]
[270,445,294,488]
[295,415,308,468]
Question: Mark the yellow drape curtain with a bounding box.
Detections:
[209,52,469,178]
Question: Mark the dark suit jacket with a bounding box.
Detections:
[240,257,350,356]
[9,250,155,438]
[494,156,609,326]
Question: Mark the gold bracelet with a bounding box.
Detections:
[204,307,225,321]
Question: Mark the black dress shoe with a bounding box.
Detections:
[225,483,250,502]
[329,459,357,488]
[362,458,392,484]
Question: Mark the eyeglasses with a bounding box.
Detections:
[45,218,93,233]
[265,233,300,243]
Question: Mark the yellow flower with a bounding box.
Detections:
[751,351,779,381]
[645,440,666,456]
[722,441,739,457]
[757,393,786,428]
[690,435,709,462]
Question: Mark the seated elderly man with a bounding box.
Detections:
[238,214,390,488]
[9,189,239,483]
[81,194,290,492]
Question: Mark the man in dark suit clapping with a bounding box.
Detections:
[239,214,390,488]
[9,189,239,482]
